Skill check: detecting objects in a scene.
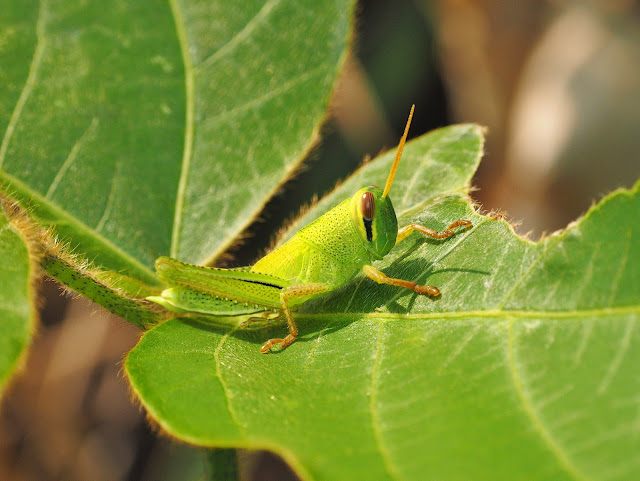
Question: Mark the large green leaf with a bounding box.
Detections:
[0,0,352,284]
[0,207,34,396]
[127,127,640,480]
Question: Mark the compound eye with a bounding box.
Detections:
[360,191,375,220]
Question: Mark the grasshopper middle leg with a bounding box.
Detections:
[363,265,440,296]
[261,283,329,353]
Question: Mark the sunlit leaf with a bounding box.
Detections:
[128,127,640,480]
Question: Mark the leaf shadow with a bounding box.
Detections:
[169,311,349,354]
[375,260,490,314]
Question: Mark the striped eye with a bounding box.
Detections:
[360,191,375,219]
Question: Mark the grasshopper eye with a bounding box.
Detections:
[360,191,375,220]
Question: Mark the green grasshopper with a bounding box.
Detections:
[148,106,471,353]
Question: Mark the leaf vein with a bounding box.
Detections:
[344,276,366,312]
[369,323,404,481]
[399,142,441,209]
[303,327,328,373]
[507,317,591,481]
[95,158,119,233]
[607,226,632,306]
[597,314,635,395]
[481,239,511,306]
[497,235,564,309]
[438,324,479,373]
[214,325,246,434]
[197,0,282,69]
[573,318,594,366]
[0,0,47,168]
[46,117,100,199]
[201,65,326,132]
[571,242,599,308]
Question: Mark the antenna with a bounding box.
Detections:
[382,104,414,198]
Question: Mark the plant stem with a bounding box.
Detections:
[205,448,240,481]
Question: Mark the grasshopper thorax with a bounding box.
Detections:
[350,185,398,260]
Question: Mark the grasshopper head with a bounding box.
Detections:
[350,185,397,259]
[349,105,414,260]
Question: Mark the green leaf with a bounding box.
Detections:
[127,127,640,480]
[0,0,353,284]
[0,206,35,396]
[133,124,640,481]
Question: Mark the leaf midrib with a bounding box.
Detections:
[294,305,639,322]
[168,0,194,258]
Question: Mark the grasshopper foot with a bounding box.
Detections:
[260,334,296,353]
[414,284,440,296]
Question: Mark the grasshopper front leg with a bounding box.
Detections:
[261,283,329,353]
[396,219,471,243]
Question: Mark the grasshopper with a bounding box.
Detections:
[147,106,471,353]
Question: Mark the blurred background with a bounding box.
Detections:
[1,0,639,480]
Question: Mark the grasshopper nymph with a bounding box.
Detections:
[148,106,471,353]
